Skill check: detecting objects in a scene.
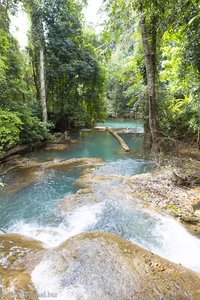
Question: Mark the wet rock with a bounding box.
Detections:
[125,170,200,236]
[0,234,45,300]
[116,128,144,134]
[2,167,39,195]
[40,157,103,170]
[0,268,38,300]
[3,157,104,174]
[44,143,70,151]
[60,188,98,212]
[2,157,104,194]
[0,234,44,270]
[32,232,200,300]
[92,126,107,131]
[76,173,124,189]
[0,157,40,176]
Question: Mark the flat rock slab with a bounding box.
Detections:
[32,232,200,300]
[1,157,104,194]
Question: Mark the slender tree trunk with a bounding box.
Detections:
[40,46,47,122]
[31,53,40,102]
[140,16,157,143]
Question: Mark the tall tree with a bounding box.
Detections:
[103,0,159,142]
[0,0,50,154]
[42,0,106,129]
[140,15,157,142]
[25,0,47,122]
[103,0,200,145]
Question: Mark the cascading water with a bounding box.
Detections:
[1,121,200,299]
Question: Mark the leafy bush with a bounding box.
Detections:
[0,110,22,154]
[0,110,53,155]
[20,113,53,144]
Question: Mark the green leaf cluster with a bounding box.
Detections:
[0,110,22,154]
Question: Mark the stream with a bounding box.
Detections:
[1,120,200,299]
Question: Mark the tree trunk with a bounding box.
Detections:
[40,46,47,122]
[30,51,40,102]
[140,16,157,143]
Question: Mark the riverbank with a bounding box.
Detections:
[74,156,200,237]
[126,168,200,237]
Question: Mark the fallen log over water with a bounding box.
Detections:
[106,127,130,152]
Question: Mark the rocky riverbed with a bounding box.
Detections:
[77,164,200,237]
[125,169,200,237]
[1,153,200,299]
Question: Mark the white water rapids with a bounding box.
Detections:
[28,199,200,300]
[9,194,200,274]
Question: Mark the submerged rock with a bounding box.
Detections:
[44,143,70,151]
[0,234,44,300]
[40,157,103,170]
[2,157,104,174]
[2,157,104,194]
[32,231,200,300]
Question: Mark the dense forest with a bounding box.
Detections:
[0,0,199,155]
[1,2,200,298]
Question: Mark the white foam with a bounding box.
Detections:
[32,261,89,300]
[31,208,200,300]
[94,159,151,177]
[130,212,200,273]
[153,215,200,273]
[8,221,69,248]
[8,203,104,248]
[66,202,104,238]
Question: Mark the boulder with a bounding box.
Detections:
[32,232,200,300]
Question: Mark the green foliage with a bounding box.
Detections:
[105,33,147,118]
[42,0,106,128]
[0,1,52,154]
[19,114,53,144]
[0,110,22,153]
[103,0,200,143]
[0,110,52,154]
[25,0,106,129]
[1,0,199,151]
[158,27,200,141]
